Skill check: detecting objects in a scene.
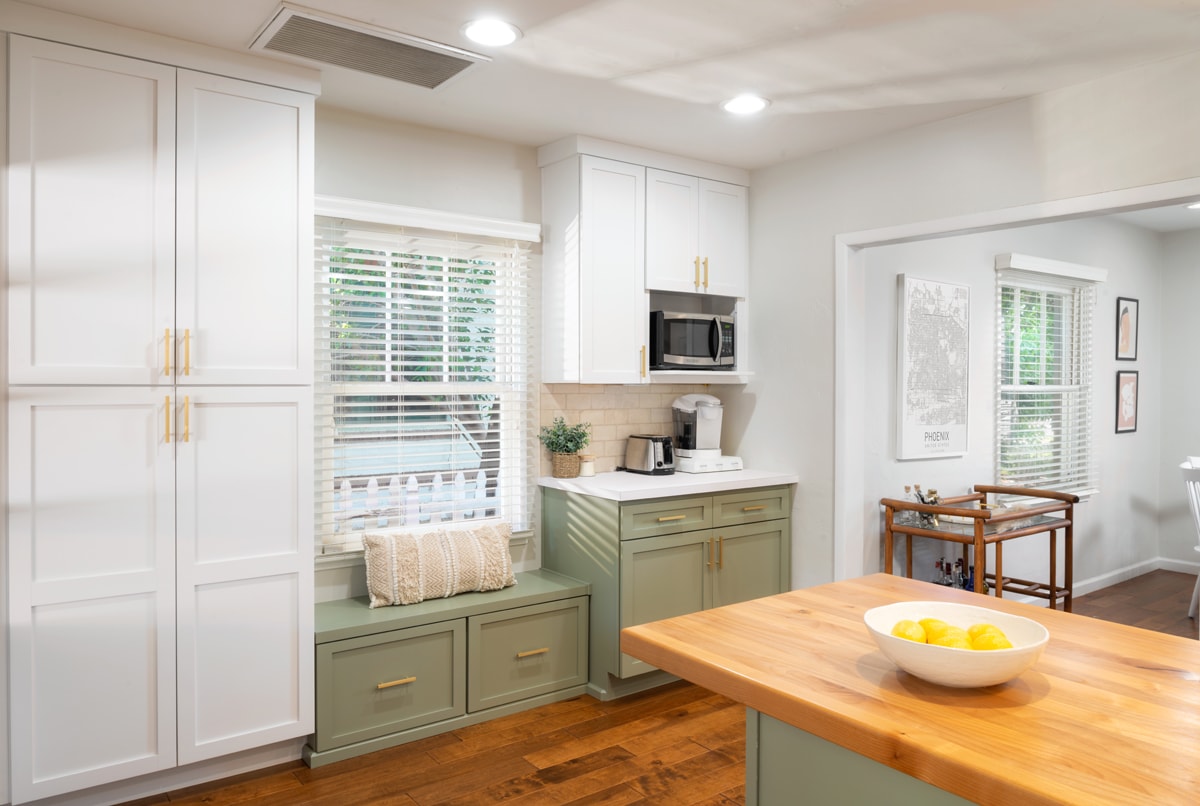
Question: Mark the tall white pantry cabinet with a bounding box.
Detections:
[5,35,315,803]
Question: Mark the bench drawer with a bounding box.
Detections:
[314,619,465,751]
[468,597,589,711]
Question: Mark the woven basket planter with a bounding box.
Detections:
[551,452,581,479]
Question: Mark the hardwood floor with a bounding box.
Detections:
[126,570,1197,806]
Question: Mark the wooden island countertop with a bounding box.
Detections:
[620,573,1200,805]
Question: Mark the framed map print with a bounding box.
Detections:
[896,275,970,459]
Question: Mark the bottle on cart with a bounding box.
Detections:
[899,485,915,524]
[926,488,941,527]
[954,558,966,589]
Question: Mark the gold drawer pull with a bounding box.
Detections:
[376,676,416,690]
[657,514,687,522]
[742,505,767,512]
[517,647,550,659]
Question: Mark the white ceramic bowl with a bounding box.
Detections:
[863,601,1049,688]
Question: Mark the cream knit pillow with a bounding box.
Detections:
[363,522,516,607]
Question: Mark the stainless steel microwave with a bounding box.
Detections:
[649,311,735,370]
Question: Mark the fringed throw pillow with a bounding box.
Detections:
[363,522,516,607]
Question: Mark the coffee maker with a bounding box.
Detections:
[671,394,744,473]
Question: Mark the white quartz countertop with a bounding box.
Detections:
[538,469,798,501]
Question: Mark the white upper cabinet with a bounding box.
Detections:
[646,168,748,298]
[542,155,648,384]
[7,38,177,386]
[7,39,314,387]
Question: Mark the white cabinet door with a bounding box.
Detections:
[7,388,177,803]
[699,180,748,298]
[644,168,748,298]
[176,72,314,386]
[175,386,314,763]
[579,156,648,384]
[6,37,176,386]
[645,169,701,294]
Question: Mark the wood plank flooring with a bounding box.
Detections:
[125,570,1197,806]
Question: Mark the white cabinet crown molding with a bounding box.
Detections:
[537,135,749,187]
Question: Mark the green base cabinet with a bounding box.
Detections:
[305,569,589,766]
[543,485,791,699]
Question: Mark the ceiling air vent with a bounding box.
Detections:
[250,4,489,89]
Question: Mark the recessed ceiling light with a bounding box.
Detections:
[1187,201,1200,210]
[722,94,770,115]
[463,18,521,47]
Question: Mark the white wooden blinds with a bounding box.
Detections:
[315,212,536,553]
[994,256,1104,497]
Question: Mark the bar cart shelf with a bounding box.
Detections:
[880,485,1079,611]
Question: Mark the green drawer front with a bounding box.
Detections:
[620,495,712,539]
[468,597,589,712]
[713,486,790,527]
[315,619,465,752]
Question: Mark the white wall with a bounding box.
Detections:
[735,49,1200,588]
[1158,229,1200,560]
[861,217,1163,588]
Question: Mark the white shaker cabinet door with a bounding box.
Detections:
[697,179,748,298]
[6,37,176,386]
[174,386,314,763]
[579,156,647,384]
[7,387,177,803]
[175,72,314,386]
[645,169,701,294]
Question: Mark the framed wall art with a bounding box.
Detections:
[1116,370,1138,433]
[1116,297,1138,360]
[896,275,970,459]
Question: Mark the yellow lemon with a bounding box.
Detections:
[890,619,927,643]
[918,618,950,639]
[972,631,1014,651]
[967,623,1003,640]
[928,626,972,649]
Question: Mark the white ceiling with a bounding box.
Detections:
[15,0,1200,229]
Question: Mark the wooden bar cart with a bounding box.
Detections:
[880,485,1079,611]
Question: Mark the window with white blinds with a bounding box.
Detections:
[994,258,1102,498]
[315,208,537,554]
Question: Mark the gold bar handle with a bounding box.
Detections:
[376,676,416,690]
[640,345,646,378]
[703,257,709,290]
[164,329,171,376]
[183,328,191,376]
[516,648,550,659]
[694,256,701,289]
[657,514,687,522]
[742,505,767,512]
[183,396,190,443]
[164,396,171,442]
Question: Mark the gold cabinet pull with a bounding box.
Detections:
[377,676,416,690]
[640,345,646,377]
[657,514,687,522]
[742,505,767,512]
[164,395,171,442]
[516,647,550,659]
[694,256,701,289]
[703,257,709,290]
[718,536,724,568]
[183,328,191,376]
[164,329,172,376]
[183,396,190,443]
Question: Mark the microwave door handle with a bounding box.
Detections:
[709,317,720,362]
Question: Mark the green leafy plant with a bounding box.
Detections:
[538,417,591,454]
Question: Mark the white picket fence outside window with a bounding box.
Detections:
[333,470,496,534]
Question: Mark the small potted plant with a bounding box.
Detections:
[538,417,591,478]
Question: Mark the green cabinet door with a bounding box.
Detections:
[711,521,789,608]
[618,531,712,677]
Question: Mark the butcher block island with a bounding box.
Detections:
[620,574,1200,805]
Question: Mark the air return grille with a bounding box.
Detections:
[251,5,488,89]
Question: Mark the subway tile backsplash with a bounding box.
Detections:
[540,383,710,475]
